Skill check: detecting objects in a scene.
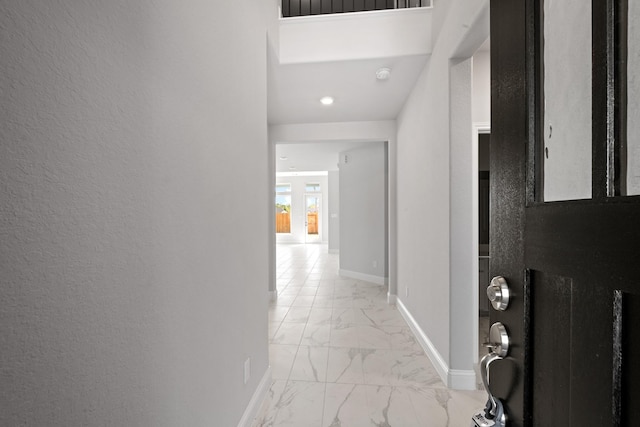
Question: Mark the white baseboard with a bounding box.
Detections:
[396,298,449,385]
[387,293,397,305]
[449,369,477,390]
[339,269,388,286]
[396,298,476,390]
[237,366,272,427]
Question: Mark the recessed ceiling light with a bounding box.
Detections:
[320,96,334,106]
[376,67,391,80]
[279,156,288,160]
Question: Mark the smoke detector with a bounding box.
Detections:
[376,67,391,80]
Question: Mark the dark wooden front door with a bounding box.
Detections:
[489,0,640,426]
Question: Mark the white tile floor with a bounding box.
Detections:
[252,244,486,427]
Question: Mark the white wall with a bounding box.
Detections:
[279,8,432,64]
[275,174,329,244]
[472,49,491,125]
[431,0,453,48]
[338,143,388,283]
[395,0,489,389]
[0,1,274,425]
[328,171,340,253]
[449,57,476,372]
[270,120,397,143]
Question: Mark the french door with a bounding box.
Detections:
[304,194,321,243]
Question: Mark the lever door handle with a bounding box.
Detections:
[480,352,504,421]
[471,322,510,427]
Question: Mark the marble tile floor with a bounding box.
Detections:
[252,244,486,427]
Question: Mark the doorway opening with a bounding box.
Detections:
[270,138,393,299]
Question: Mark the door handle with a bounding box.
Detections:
[471,322,509,427]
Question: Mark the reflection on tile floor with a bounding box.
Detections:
[253,244,485,427]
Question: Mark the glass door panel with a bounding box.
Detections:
[275,184,292,234]
[542,0,593,201]
[305,195,321,243]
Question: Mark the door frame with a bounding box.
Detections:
[268,124,397,301]
[473,123,491,365]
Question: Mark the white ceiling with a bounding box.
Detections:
[268,52,429,125]
[268,49,428,173]
[267,10,436,172]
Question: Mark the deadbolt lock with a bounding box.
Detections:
[487,276,510,311]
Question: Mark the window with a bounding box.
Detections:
[276,184,291,193]
[305,183,321,192]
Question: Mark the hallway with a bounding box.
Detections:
[253,244,485,426]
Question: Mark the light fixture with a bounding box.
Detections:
[376,67,391,80]
[320,96,334,106]
[279,156,288,160]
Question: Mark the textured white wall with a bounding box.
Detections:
[472,49,491,125]
[279,8,432,64]
[328,171,340,253]
[431,0,453,48]
[270,120,397,143]
[449,57,477,371]
[339,143,388,280]
[397,55,452,364]
[396,0,488,377]
[0,1,273,425]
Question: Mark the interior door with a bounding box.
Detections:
[488,0,640,426]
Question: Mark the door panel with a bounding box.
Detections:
[530,272,572,427]
[530,271,615,425]
[621,293,640,424]
[490,0,640,426]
